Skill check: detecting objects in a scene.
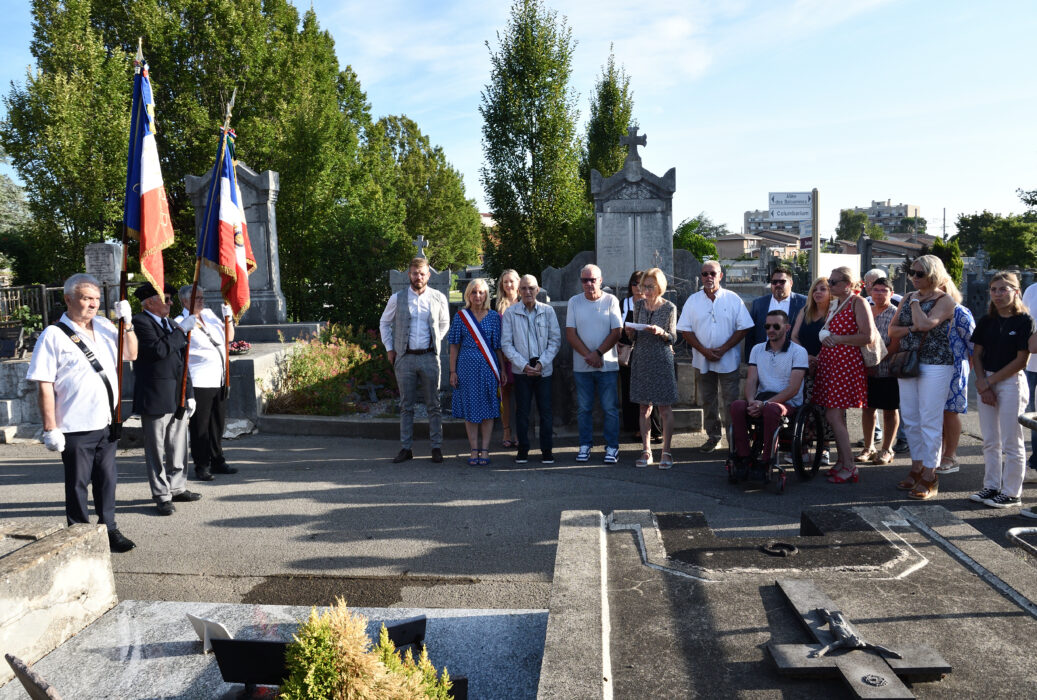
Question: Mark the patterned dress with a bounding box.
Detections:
[815,296,867,409]
[946,304,975,413]
[448,310,502,422]
[629,299,679,406]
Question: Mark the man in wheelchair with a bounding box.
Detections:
[729,310,809,480]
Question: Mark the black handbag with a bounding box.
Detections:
[885,349,920,378]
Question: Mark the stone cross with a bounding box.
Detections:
[413,235,429,259]
[620,126,647,163]
[768,579,950,698]
[360,382,380,403]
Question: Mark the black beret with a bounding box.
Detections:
[134,283,159,301]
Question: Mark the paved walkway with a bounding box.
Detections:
[1,408,1034,610]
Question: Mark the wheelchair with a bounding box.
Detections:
[724,402,827,493]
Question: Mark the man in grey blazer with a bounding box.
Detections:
[744,266,806,362]
[379,257,450,463]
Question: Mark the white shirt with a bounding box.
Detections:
[749,340,809,406]
[676,287,754,374]
[26,313,120,432]
[566,292,623,372]
[145,308,172,331]
[767,295,791,315]
[175,308,226,388]
[379,286,437,352]
[1023,283,1037,372]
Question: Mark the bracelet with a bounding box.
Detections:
[594,348,604,357]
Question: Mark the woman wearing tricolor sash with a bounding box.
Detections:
[449,278,508,465]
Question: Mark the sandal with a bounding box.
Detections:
[908,473,938,500]
[897,466,924,491]
[468,449,480,466]
[659,452,674,470]
[635,451,653,468]
[871,449,894,465]
[827,465,859,484]
[855,448,876,463]
[477,449,490,466]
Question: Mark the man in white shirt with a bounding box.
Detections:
[26,273,138,552]
[176,286,236,481]
[379,257,450,463]
[565,264,624,464]
[677,260,754,452]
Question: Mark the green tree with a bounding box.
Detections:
[374,115,482,271]
[952,210,1002,255]
[479,0,590,279]
[672,216,717,261]
[835,210,868,241]
[1017,188,1036,209]
[983,217,1037,270]
[580,45,634,204]
[894,216,927,235]
[1,0,130,282]
[930,237,963,285]
[863,222,887,240]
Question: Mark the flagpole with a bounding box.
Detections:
[115,38,145,438]
[178,88,236,416]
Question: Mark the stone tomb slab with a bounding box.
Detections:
[604,506,1037,698]
[0,601,547,699]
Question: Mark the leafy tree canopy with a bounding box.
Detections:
[930,237,963,285]
[835,210,868,241]
[672,216,717,261]
[580,45,634,204]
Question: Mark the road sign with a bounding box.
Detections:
[769,192,813,221]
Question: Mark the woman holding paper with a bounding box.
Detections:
[449,278,507,466]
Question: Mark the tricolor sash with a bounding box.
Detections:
[458,309,501,384]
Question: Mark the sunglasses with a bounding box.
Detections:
[770,279,789,285]
[580,277,598,283]
[701,271,718,277]
[909,270,927,279]
[764,323,784,330]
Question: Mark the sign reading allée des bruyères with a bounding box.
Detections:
[769,192,812,221]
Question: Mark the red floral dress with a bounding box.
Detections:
[815,297,867,409]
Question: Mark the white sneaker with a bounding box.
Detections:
[604,446,619,464]
[1024,468,1037,484]
[1021,507,1037,519]
[576,445,591,462]
[820,450,832,466]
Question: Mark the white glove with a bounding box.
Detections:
[43,429,65,452]
[177,314,197,332]
[115,300,133,321]
[221,304,233,319]
[187,398,196,418]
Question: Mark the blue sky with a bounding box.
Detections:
[2,0,1034,237]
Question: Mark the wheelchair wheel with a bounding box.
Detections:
[791,404,825,480]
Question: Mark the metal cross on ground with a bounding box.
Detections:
[359,382,380,403]
[412,234,429,259]
[619,125,646,163]
[768,579,950,699]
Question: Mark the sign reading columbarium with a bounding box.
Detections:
[769,191,812,221]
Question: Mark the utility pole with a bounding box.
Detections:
[810,188,820,282]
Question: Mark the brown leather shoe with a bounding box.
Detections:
[431,448,443,463]
[392,448,413,463]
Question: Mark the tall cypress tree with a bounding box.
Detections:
[479,0,589,279]
[581,46,635,204]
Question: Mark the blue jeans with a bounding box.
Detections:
[573,371,620,449]
[1027,370,1037,468]
[513,374,553,452]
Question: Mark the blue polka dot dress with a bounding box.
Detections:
[448,310,502,422]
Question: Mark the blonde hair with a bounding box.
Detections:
[805,276,831,322]
[495,269,519,314]
[988,271,1026,317]
[912,254,950,291]
[464,278,491,311]
[408,257,429,271]
[938,279,963,304]
[831,266,860,293]
[639,267,667,296]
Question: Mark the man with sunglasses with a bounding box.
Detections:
[677,261,754,452]
[729,310,808,480]
[744,266,806,362]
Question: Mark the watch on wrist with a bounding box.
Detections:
[594,348,603,357]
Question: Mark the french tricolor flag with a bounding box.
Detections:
[198,127,256,321]
[124,44,174,298]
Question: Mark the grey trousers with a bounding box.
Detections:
[696,368,741,440]
[142,412,189,502]
[394,352,443,449]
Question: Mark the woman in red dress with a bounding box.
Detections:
[815,266,876,483]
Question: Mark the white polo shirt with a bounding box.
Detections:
[26,313,120,432]
[676,287,754,374]
[175,308,226,388]
[748,340,809,406]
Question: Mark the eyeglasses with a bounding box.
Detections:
[829,277,846,285]
[701,271,718,277]
[764,323,784,330]
[909,270,927,279]
[990,286,1014,295]
[580,277,598,283]
[770,279,789,285]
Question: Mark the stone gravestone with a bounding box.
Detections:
[84,242,122,312]
[388,238,452,298]
[590,126,676,293]
[184,162,287,324]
